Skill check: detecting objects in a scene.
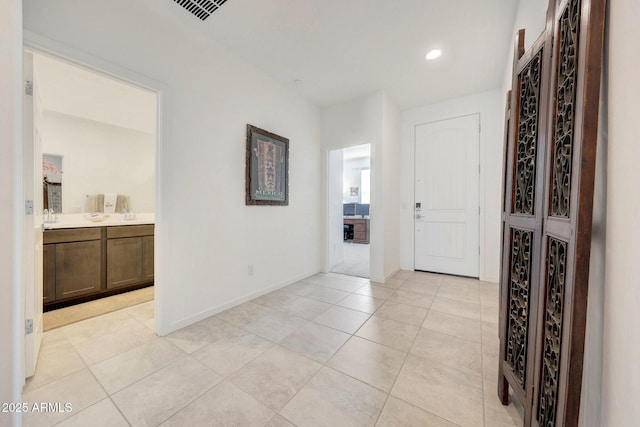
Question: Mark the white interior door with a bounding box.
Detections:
[414,114,479,277]
[23,51,44,377]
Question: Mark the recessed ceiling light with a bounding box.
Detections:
[425,49,442,60]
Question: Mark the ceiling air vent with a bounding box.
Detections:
[172,0,228,21]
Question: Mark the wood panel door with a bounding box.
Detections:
[498,26,553,425]
[55,240,102,299]
[498,0,606,425]
[107,237,144,289]
[414,114,480,277]
[142,236,154,282]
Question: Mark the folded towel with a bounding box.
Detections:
[85,195,99,212]
[103,193,117,213]
[115,195,129,213]
[85,194,130,213]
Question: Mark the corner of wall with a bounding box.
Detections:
[0,0,25,422]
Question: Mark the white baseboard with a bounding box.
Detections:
[384,266,401,282]
[161,270,318,335]
[369,265,401,284]
[482,275,499,284]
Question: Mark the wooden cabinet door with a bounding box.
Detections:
[353,220,369,244]
[107,237,143,289]
[55,240,101,299]
[142,236,154,282]
[43,244,56,303]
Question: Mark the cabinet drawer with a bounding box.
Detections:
[107,225,154,239]
[44,228,101,244]
[354,223,367,232]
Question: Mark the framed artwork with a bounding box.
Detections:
[350,187,359,197]
[246,124,289,205]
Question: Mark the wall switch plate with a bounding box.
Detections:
[248,264,254,276]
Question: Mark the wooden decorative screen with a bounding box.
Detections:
[498,0,606,425]
[505,228,534,387]
[537,237,568,426]
[499,28,551,424]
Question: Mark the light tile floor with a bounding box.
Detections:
[331,242,370,278]
[22,271,523,427]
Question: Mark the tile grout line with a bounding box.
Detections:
[30,271,499,426]
[370,272,452,426]
[150,355,229,426]
[250,272,419,424]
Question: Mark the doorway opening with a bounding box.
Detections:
[328,144,371,278]
[23,49,160,380]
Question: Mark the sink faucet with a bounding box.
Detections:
[122,209,136,221]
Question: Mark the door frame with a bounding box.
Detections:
[324,143,374,279]
[412,113,481,278]
[326,144,372,278]
[22,32,168,345]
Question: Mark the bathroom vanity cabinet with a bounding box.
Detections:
[43,224,154,309]
[106,225,154,289]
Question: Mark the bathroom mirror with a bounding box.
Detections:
[43,153,63,213]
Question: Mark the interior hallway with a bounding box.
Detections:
[22,271,522,426]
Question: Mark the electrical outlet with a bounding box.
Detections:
[248,264,254,276]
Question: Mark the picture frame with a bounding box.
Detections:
[245,124,289,205]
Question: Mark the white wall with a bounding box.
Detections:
[42,110,156,213]
[382,95,401,278]
[580,77,607,427]
[602,0,640,424]
[23,0,323,334]
[0,0,23,424]
[322,93,382,279]
[501,0,549,94]
[343,156,369,203]
[400,90,503,282]
[321,91,400,282]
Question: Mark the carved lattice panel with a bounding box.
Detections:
[537,238,568,426]
[505,228,534,386]
[551,0,581,217]
[513,51,543,215]
[499,0,606,424]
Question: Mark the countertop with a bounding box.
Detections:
[43,213,154,230]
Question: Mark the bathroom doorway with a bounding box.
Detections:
[328,144,371,278]
[23,47,161,378]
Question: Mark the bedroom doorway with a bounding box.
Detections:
[328,144,371,278]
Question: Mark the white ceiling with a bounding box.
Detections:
[191,0,519,109]
[34,54,157,134]
[32,0,519,129]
